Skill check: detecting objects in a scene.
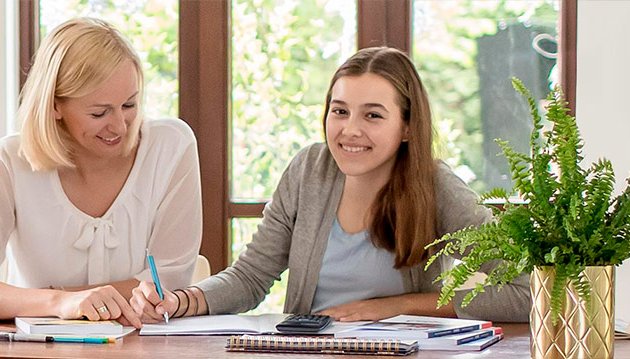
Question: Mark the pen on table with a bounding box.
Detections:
[146,249,169,323]
[0,332,53,343]
[52,336,114,344]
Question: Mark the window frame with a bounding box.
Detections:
[20,0,576,273]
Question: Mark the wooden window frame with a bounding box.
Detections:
[20,0,576,274]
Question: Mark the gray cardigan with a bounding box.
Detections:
[196,143,530,322]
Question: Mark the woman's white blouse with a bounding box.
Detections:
[0,118,202,290]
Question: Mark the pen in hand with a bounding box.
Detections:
[146,249,169,324]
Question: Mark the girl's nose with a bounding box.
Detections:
[341,114,362,137]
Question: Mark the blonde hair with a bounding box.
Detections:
[18,17,144,171]
[323,47,436,268]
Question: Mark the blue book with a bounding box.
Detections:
[417,327,502,350]
[419,332,504,351]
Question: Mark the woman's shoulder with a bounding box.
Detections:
[0,133,21,153]
[0,134,25,166]
[142,118,197,148]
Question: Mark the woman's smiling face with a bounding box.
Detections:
[54,59,139,160]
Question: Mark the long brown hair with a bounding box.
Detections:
[322,47,436,268]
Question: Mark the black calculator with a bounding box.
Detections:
[275,314,333,334]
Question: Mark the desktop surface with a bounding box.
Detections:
[1,322,629,358]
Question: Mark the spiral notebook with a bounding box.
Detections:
[225,335,419,356]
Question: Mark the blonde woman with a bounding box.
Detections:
[0,18,202,326]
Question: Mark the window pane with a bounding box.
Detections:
[231,0,356,201]
[39,0,179,119]
[413,0,558,193]
[231,218,287,313]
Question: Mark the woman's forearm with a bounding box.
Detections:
[0,282,65,319]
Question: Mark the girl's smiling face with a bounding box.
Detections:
[325,73,408,182]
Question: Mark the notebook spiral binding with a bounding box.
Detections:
[225,335,418,355]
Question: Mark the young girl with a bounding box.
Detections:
[131,47,529,323]
[0,18,202,326]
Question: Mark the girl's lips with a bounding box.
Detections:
[340,144,371,153]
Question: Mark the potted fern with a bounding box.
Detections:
[426,78,630,359]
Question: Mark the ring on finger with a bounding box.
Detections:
[97,305,109,313]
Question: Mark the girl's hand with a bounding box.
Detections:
[317,297,403,322]
[55,285,142,328]
[318,293,456,321]
[130,280,179,323]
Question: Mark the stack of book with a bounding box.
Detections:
[15,317,124,335]
[333,315,503,351]
[14,317,136,340]
[141,313,503,354]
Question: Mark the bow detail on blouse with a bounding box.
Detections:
[73,217,120,285]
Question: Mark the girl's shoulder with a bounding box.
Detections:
[287,143,338,178]
[433,160,470,192]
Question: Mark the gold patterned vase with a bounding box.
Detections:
[530,266,615,359]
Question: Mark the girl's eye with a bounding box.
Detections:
[331,108,348,116]
[123,102,136,109]
[366,112,383,119]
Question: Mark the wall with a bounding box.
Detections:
[0,1,7,138]
[577,0,630,325]
[0,1,18,138]
[576,0,630,193]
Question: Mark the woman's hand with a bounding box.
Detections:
[55,285,142,328]
[317,297,404,322]
[130,280,179,323]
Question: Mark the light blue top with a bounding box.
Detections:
[311,218,405,313]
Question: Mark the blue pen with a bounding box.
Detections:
[146,249,169,323]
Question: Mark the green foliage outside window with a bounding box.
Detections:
[414,0,558,193]
[231,0,355,200]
